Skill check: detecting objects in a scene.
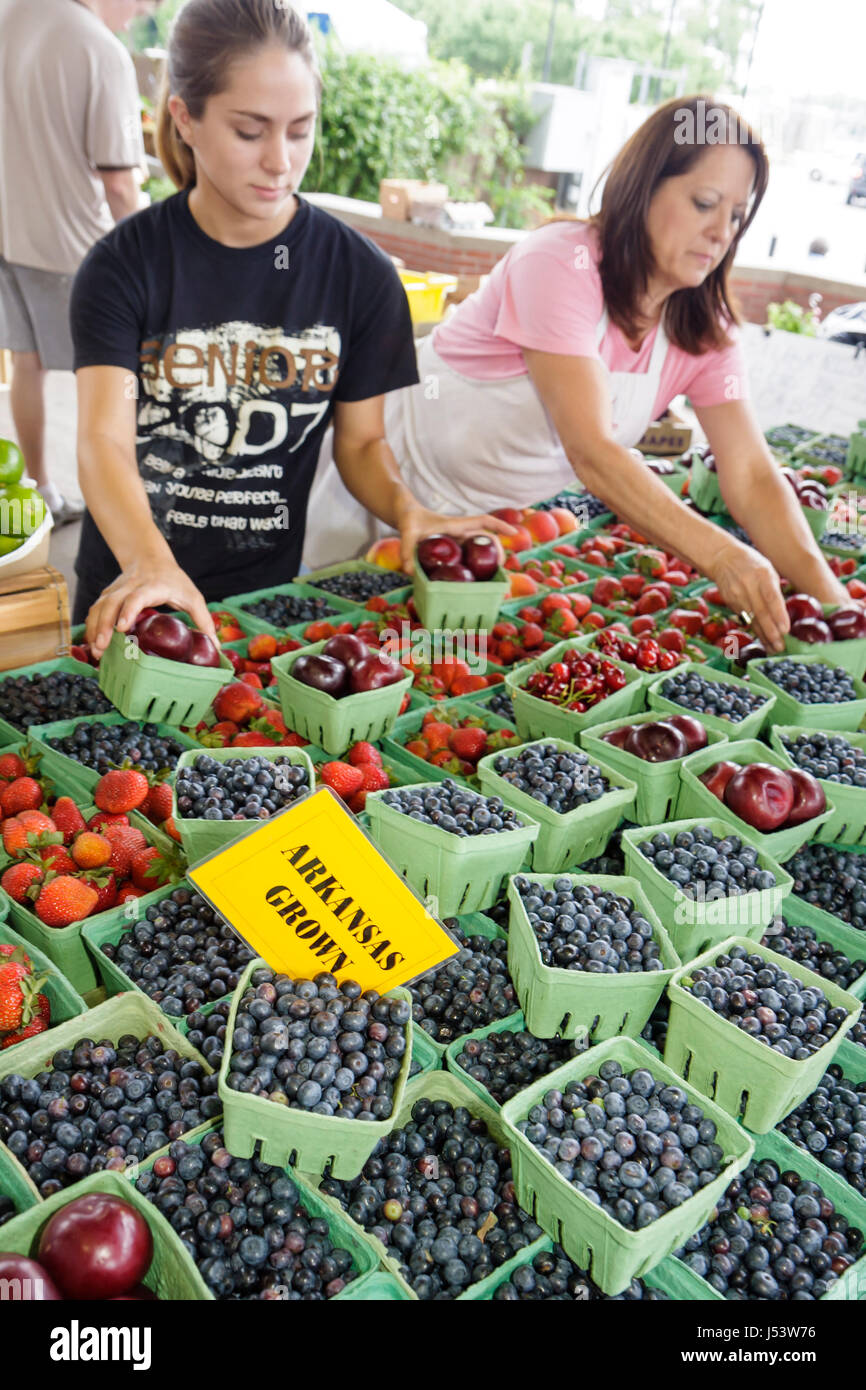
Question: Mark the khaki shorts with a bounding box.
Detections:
[0,255,74,371]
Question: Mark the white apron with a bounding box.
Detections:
[302,305,671,570]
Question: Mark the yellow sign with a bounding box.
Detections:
[188,786,459,992]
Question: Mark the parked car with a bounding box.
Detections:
[846,155,866,204]
[818,301,866,349]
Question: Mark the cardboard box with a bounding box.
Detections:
[637,409,693,457]
[0,566,70,671]
[379,179,448,221]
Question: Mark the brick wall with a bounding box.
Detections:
[307,191,865,322]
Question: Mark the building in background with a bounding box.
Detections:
[301,1,428,66]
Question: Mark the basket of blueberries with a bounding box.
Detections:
[505,873,681,1043]
[499,1038,754,1296]
[621,818,793,962]
[768,725,866,847]
[646,662,775,739]
[171,747,315,863]
[749,654,866,732]
[476,738,636,873]
[218,960,414,1179]
[365,779,540,916]
[664,937,862,1133]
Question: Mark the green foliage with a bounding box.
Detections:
[766,300,819,337]
[308,45,552,227]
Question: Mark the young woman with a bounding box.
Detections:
[71,0,509,655]
[305,98,852,652]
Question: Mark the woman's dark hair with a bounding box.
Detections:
[156,0,321,190]
[585,95,769,353]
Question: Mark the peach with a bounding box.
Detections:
[365,536,403,571]
[548,507,579,535]
[508,572,539,598]
[522,509,559,545]
[492,506,524,526]
[500,526,533,553]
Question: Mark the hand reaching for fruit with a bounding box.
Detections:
[395,504,515,574]
[708,538,790,653]
[85,559,218,660]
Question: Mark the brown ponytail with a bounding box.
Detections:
[156,0,322,191]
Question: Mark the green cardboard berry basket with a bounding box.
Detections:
[505,640,646,743]
[505,873,680,1043]
[0,918,87,1050]
[412,559,509,632]
[220,580,361,637]
[0,656,113,747]
[499,1035,754,1296]
[664,934,862,1133]
[782,608,866,677]
[677,738,835,862]
[773,1035,866,1201]
[28,711,200,801]
[365,783,540,917]
[670,1128,866,1301]
[444,1009,590,1113]
[645,661,776,739]
[312,1068,551,1301]
[581,713,729,826]
[0,1136,41,1219]
[410,1026,442,1076]
[130,1121,380,1300]
[0,991,215,1205]
[271,639,413,757]
[80,875,249,1021]
[381,699,518,789]
[456,1231,697,1301]
[218,957,414,1179]
[687,452,726,514]
[97,628,234,727]
[5,798,184,995]
[301,558,412,604]
[476,737,637,873]
[409,911,517,1061]
[620,817,793,962]
[170,744,315,863]
[748,653,866,731]
[768,725,866,847]
[0,1169,212,1299]
[765,898,866,1001]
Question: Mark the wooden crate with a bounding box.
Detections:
[0,566,70,670]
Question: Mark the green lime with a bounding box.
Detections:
[0,439,25,486]
[0,534,25,555]
[0,484,46,537]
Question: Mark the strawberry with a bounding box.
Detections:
[230,731,277,747]
[2,816,61,860]
[38,845,78,875]
[357,763,389,794]
[251,708,288,737]
[429,750,463,772]
[422,721,454,753]
[347,741,383,768]
[33,875,99,927]
[87,811,130,832]
[0,961,48,1033]
[448,728,487,762]
[17,809,57,834]
[212,681,266,724]
[104,824,148,877]
[161,815,182,843]
[240,672,264,689]
[450,674,488,695]
[210,720,240,739]
[279,730,310,747]
[141,782,173,824]
[404,739,430,760]
[319,761,364,799]
[548,608,579,636]
[71,831,112,870]
[116,883,146,904]
[304,620,337,642]
[51,796,87,844]
[247,633,278,660]
[0,752,27,782]
[79,870,118,913]
[1,1007,49,1048]
[130,846,180,892]
[345,789,368,814]
[0,943,31,968]
[519,623,545,650]
[94,768,149,814]
[486,729,519,753]
[0,776,44,817]
[0,861,42,903]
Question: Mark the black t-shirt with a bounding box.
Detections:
[70,191,419,601]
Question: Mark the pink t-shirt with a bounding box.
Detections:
[432,221,747,418]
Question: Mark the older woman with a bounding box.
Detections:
[305,96,849,651]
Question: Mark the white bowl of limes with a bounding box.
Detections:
[0,438,53,575]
